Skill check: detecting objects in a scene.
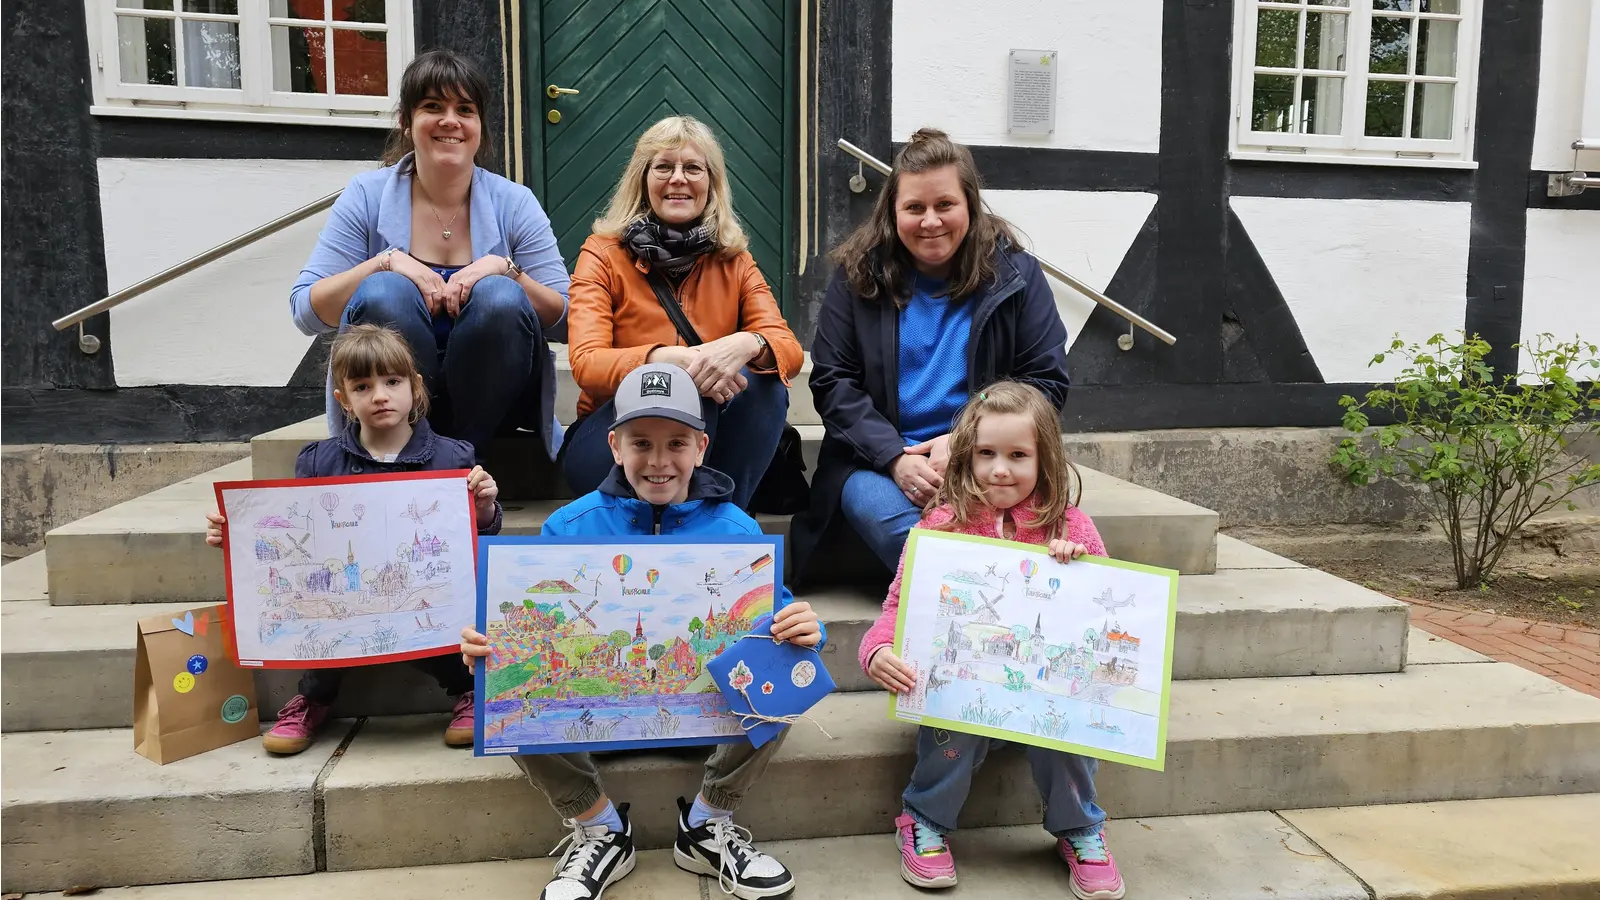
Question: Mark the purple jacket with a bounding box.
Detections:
[296,417,502,535]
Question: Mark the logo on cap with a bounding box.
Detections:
[640,371,673,398]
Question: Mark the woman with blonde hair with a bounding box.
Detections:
[561,115,803,508]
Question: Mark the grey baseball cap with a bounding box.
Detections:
[610,363,706,431]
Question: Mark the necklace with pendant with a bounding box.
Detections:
[421,184,466,240]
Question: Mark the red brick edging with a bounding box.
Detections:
[1402,597,1600,697]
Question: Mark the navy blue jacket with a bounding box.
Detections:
[792,247,1070,582]
[296,417,502,534]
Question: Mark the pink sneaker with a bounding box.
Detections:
[261,694,330,755]
[444,691,474,746]
[895,814,956,888]
[1058,828,1125,900]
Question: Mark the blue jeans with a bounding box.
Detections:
[331,271,547,463]
[561,367,789,510]
[903,726,1105,838]
[840,468,923,569]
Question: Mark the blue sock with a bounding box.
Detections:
[688,795,732,829]
[578,800,624,834]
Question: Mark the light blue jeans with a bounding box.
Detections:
[839,468,923,570]
[902,726,1105,838]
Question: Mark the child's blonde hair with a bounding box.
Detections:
[330,324,429,423]
[929,380,1080,534]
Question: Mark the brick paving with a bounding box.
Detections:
[1405,597,1600,697]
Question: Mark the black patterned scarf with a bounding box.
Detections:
[622,216,715,279]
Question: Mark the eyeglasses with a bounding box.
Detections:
[649,161,707,181]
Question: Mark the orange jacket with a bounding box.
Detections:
[567,234,804,418]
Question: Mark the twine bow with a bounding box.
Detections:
[728,634,836,740]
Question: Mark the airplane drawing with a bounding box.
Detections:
[1092,587,1136,613]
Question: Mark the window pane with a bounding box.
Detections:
[117,15,176,85]
[272,0,326,20]
[117,0,176,9]
[183,0,238,12]
[1412,81,1454,138]
[1365,80,1406,136]
[1256,9,1299,68]
[1417,18,1458,76]
[1372,0,1412,10]
[272,24,327,92]
[1369,15,1411,74]
[1302,75,1345,133]
[182,19,240,88]
[1310,0,1350,6]
[332,0,386,23]
[1304,11,1349,71]
[1251,74,1297,132]
[331,28,388,95]
[1420,0,1458,12]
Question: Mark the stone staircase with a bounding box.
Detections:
[5,394,1600,896]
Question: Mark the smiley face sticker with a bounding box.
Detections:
[173,672,196,694]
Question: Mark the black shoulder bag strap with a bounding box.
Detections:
[644,267,704,347]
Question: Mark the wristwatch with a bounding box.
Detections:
[748,331,769,358]
[504,257,522,278]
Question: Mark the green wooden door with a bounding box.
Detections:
[530,0,794,305]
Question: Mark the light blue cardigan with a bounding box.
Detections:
[290,154,571,459]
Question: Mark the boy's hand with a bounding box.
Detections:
[771,601,821,647]
[469,466,498,527]
[866,647,919,694]
[1048,539,1088,564]
[205,513,226,548]
[460,626,490,668]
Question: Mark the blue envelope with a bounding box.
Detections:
[707,625,836,748]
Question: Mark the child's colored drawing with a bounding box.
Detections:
[216,471,476,669]
[891,529,1179,771]
[475,536,782,755]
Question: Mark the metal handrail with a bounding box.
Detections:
[52,190,344,353]
[837,139,1178,347]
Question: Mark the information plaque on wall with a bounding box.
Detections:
[1008,49,1058,136]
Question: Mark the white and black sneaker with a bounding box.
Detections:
[672,796,796,898]
[540,803,637,900]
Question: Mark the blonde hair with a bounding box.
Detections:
[929,380,1080,534]
[591,115,749,254]
[330,324,430,423]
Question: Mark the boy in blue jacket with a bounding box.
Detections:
[460,363,824,900]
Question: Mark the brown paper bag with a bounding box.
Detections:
[133,604,260,764]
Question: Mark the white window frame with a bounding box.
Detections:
[1230,0,1483,168]
[86,0,413,129]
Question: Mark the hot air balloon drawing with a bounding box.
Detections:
[645,568,660,590]
[319,492,340,517]
[612,553,633,584]
[1048,576,1060,595]
[1020,558,1038,585]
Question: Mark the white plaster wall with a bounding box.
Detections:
[891,0,1162,152]
[1231,197,1471,383]
[1533,0,1600,171]
[984,190,1157,351]
[100,158,377,387]
[1521,209,1600,372]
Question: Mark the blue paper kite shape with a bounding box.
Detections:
[706,630,835,748]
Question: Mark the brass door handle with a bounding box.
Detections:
[546,84,580,99]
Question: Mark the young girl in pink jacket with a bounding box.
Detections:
[859,380,1124,900]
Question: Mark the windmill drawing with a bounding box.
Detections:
[568,599,599,634]
[284,532,313,562]
[974,591,1003,625]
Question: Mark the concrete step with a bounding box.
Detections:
[4,538,1403,732]
[5,661,1597,890]
[18,794,1600,899]
[42,459,1218,606]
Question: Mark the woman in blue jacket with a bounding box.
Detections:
[792,128,1071,582]
[290,50,570,464]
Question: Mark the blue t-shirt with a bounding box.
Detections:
[897,274,973,445]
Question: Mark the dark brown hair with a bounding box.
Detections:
[832,128,1019,305]
[330,324,430,423]
[929,380,1080,534]
[382,49,494,173]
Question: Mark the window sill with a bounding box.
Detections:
[1231,149,1479,170]
[90,104,394,130]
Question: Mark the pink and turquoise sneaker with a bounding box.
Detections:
[895,813,956,888]
[261,694,331,755]
[444,691,474,747]
[1058,828,1125,900]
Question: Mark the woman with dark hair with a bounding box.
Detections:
[792,128,1071,580]
[291,50,569,463]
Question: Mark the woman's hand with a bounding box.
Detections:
[460,626,490,668]
[443,255,514,317]
[771,601,821,647]
[390,251,450,316]
[891,452,943,506]
[1048,539,1088,564]
[205,513,226,548]
[686,333,761,403]
[905,434,952,477]
[647,345,699,369]
[468,466,498,527]
[866,647,919,694]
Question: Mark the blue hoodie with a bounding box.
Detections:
[542,464,826,647]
